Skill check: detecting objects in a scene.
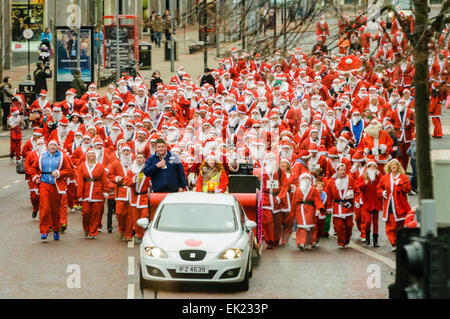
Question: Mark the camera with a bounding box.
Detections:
[50,122,58,130]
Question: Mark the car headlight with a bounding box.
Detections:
[144,246,167,258]
[220,248,243,260]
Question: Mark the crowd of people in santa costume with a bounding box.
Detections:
[9,10,446,248]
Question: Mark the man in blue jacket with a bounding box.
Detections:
[144,138,187,193]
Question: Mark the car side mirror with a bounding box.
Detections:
[137,218,150,229]
[245,220,257,231]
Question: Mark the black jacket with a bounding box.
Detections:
[150,77,163,96]
[34,68,52,94]
[200,74,216,91]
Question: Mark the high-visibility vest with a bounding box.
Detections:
[202,169,222,193]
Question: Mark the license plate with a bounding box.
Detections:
[176,266,209,274]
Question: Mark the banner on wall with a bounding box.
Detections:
[55,27,94,83]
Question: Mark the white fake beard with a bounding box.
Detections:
[223,103,233,113]
[326,116,334,127]
[120,155,132,168]
[398,104,406,112]
[265,161,276,175]
[185,91,194,99]
[53,113,62,122]
[68,122,80,132]
[299,179,311,194]
[73,137,83,148]
[257,87,266,96]
[257,103,268,112]
[167,131,179,143]
[331,84,341,92]
[95,149,103,162]
[110,131,120,143]
[270,120,279,128]
[369,104,378,113]
[37,145,47,155]
[367,169,376,182]
[118,86,128,94]
[336,141,347,153]
[245,97,253,105]
[81,143,91,153]
[124,130,134,140]
[311,101,319,111]
[84,119,94,127]
[131,162,144,175]
[66,96,74,104]
[365,124,381,138]
[336,177,348,191]
[295,89,304,96]
[280,104,289,114]
[254,150,266,161]
[120,119,128,128]
[280,82,289,92]
[351,117,361,126]
[280,149,292,159]
[228,117,239,127]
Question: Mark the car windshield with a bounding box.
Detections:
[154,203,238,233]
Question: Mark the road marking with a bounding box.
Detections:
[331,234,396,269]
[14,180,22,184]
[128,256,135,276]
[127,284,135,299]
[128,238,134,248]
[347,241,396,269]
[2,185,11,190]
[431,149,450,161]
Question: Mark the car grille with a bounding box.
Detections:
[179,250,207,261]
[168,269,217,279]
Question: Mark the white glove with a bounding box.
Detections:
[372,147,379,155]
[133,175,138,183]
[355,202,360,209]
[103,193,109,199]
[276,197,281,204]
[382,190,387,199]
[380,144,387,154]
[364,148,370,155]
[291,185,296,193]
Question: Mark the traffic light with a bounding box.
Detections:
[389,228,449,299]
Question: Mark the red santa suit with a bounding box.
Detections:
[360,124,393,169]
[357,167,383,242]
[387,106,415,170]
[325,168,361,248]
[124,162,151,240]
[25,148,42,214]
[291,174,325,247]
[107,155,133,240]
[429,90,443,138]
[31,145,72,236]
[76,158,108,237]
[316,20,330,43]
[377,170,411,247]
[261,163,289,248]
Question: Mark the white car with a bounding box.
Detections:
[138,192,258,291]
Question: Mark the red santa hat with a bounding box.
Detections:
[339,131,353,144]
[121,143,131,152]
[351,150,365,162]
[93,138,104,146]
[32,127,43,137]
[327,147,339,158]
[39,90,47,97]
[59,117,69,126]
[298,150,311,160]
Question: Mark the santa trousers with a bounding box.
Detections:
[314,218,325,243]
[362,209,379,237]
[131,206,148,239]
[66,183,78,210]
[29,187,40,213]
[60,194,67,225]
[333,216,354,247]
[296,227,315,246]
[116,201,133,239]
[385,212,405,246]
[10,139,21,160]
[354,206,362,233]
[38,183,62,234]
[262,209,280,245]
[432,117,443,138]
[274,212,294,245]
[97,203,105,230]
[82,201,104,236]
[399,142,411,171]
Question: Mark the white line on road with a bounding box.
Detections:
[2,185,11,190]
[128,239,134,248]
[13,180,22,184]
[331,234,396,269]
[127,284,135,299]
[128,256,135,276]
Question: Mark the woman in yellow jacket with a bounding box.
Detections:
[196,153,228,193]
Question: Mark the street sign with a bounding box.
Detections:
[23,29,34,40]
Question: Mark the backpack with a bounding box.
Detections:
[16,159,25,175]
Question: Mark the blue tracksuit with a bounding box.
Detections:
[40,150,62,185]
[143,151,187,193]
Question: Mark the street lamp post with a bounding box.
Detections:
[27,0,31,80]
[116,0,120,81]
[170,0,175,72]
[203,0,207,70]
